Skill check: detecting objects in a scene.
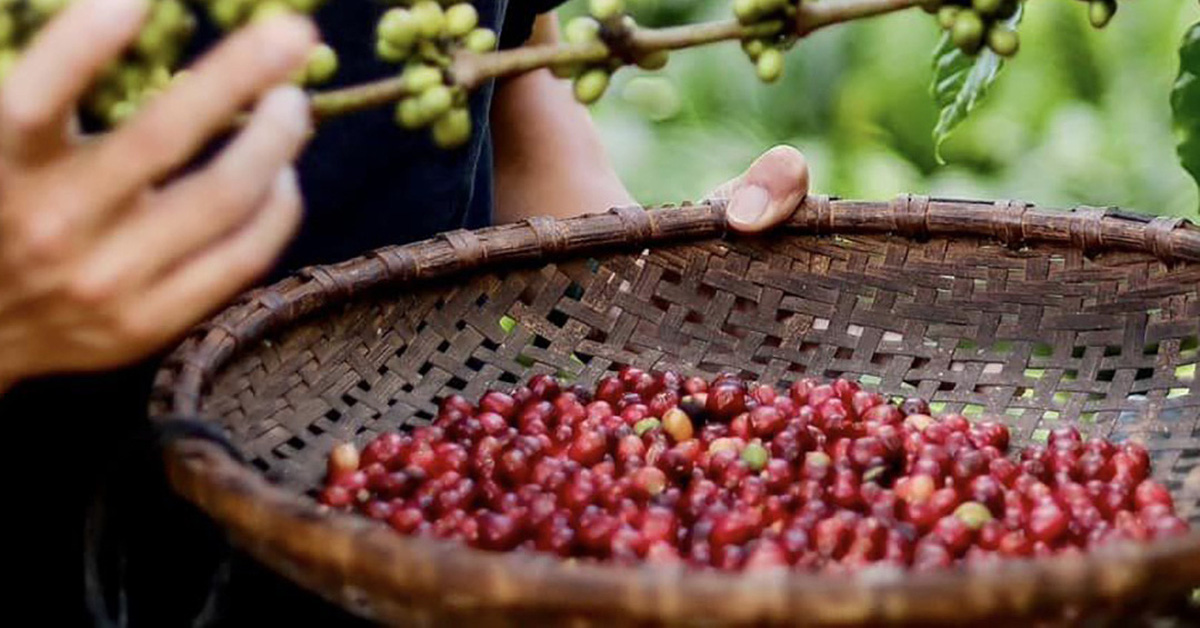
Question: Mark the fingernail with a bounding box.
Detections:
[262,85,311,135]
[727,185,769,227]
[260,14,317,72]
[96,0,148,31]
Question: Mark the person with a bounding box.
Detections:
[0,0,810,624]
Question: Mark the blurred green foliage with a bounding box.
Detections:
[560,0,1200,217]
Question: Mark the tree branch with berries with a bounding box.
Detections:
[2,0,1197,205]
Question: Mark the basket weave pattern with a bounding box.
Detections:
[152,197,1200,626]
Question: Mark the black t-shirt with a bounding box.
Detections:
[0,2,561,626]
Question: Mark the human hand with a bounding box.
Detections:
[707,145,810,233]
[0,0,316,389]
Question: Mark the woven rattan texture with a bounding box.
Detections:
[202,232,1200,523]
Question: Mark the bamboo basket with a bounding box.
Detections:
[151,196,1200,626]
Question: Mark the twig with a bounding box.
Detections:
[308,0,922,120]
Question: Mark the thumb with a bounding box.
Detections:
[710,145,810,233]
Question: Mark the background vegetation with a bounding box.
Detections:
[559,0,1200,217]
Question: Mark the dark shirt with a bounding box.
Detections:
[0,1,560,626]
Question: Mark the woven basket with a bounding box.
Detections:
[151,196,1200,626]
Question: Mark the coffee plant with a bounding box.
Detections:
[1,0,1198,203]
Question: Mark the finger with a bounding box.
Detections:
[0,0,148,162]
[91,13,315,198]
[124,167,301,348]
[714,145,810,234]
[73,86,310,299]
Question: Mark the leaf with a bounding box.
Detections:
[1172,21,1200,210]
[930,4,1024,163]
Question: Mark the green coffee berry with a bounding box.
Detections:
[551,62,580,79]
[951,10,984,54]
[634,418,662,436]
[972,0,1002,17]
[937,5,960,30]
[402,64,443,92]
[379,8,419,50]
[463,27,497,53]
[755,47,783,83]
[564,16,601,45]
[395,97,428,129]
[431,107,471,149]
[741,442,769,472]
[588,0,624,21]
[987,27,1019,57]
[411,1,445,39]
[741,38,766,61]
[445,3,478,38]
[377,38,410,63]
[418,84,453,120]
[305,43,338,84]
[251,1,291,23]
[636,50,669,71]
[1088,0,1115,29]
[573,68,610,104]
[920,0,943,15]
[108,99,138,125]
[733,0,760,24]
[210,0,247,30]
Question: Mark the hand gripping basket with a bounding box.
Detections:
[151,196,1200,626]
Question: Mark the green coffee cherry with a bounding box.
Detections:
[411,1,445,39]
[251,1,290,23]
[210,0,247,30]
[920,0,943,15]
[589,0,624,21]
[755,47,783,83]
[740,442,769,472]
[972,0,1003,17]
[377,39,409,63]
[937,5,960,30]
[463,27,497,53]
[445,3,478,38]
[418,84,453,120]
[741,38,766,61]
[733,0,760,24]
[305,43,338,84]
[402,63,443,92]
[564,16,601,45]
[573,68,610,104]
[551,62,581,79]
[951,10,984,54]
[379,8,419,50]
[636,50,669,71]
[633,418,661,436]
[1088,0,1115,29]
[395,97,428,129]
[431,107,471,149]
[987,27,1019,57]
[108,100,138,125]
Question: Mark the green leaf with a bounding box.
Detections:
[1172,21,1200,209]
[930,4,1024,163]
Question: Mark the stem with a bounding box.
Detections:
[308,0,922,119]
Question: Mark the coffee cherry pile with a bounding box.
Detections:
[319,370,1190,573]
[0,0,195,125]
[924,0,1021,57]
[734,0,799,83]
[375,1,497,149]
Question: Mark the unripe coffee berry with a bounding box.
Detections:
[755,48,784,83]
[304,43,338,85]
[432,107,471,149]
[987,28,1019,57]
[565,17,602,45]
[636,50,669,71]
[937,5,960,30]
[634,417,662,437]
[379,8,418,49]
[411,1,445,39]
[395,97,427,129]
[951,10,985,54]
[1088,0,1115,29]
[972,0,1002,17]
[733,0,761,24]
[403,64,443,93]
[445,3,479,37]
[464,27,498,53]
[589,0,624,21]
[573,68,610,105]
[662,408,694,442]
[377,39,409,63]
[741,442,769,472]
[419,85,453,120]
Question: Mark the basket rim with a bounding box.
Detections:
[152,196,1200,624]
